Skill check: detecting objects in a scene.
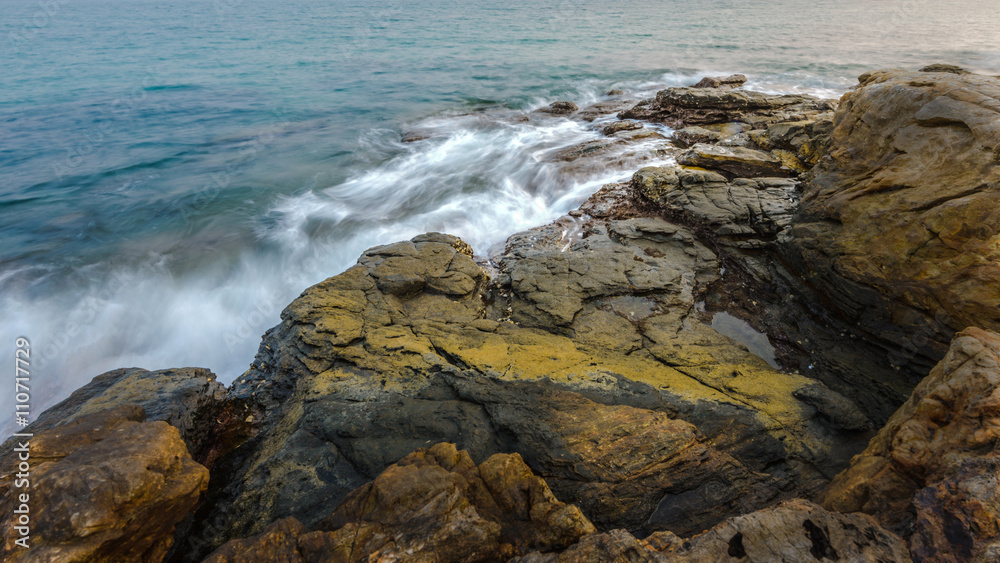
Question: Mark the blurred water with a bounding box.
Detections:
[1,0,998,433]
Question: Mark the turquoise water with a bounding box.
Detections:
[2,0,999,432]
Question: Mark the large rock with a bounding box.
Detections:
[620,87,835,128]
[821,327,1000,541]
[514,499,910,562]
[783,69,1000,371]
[677,143,794,178]
[631,165,800,249]
[177,229,869,558]
[692,74,747,89]
[204,443,595,562]
[0,406,208,562]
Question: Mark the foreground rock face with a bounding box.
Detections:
[176,227,870,557]
[205,443,595,562]
[785,68,1000,369]
[0,406,208,562]
[822,328,1000,543]
[514,499,910,562]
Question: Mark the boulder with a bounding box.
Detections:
[821,327,1000,536]
[619,87,835,128]
[204,443,596,562]
[631,165,800,248]
[601,120,644,136]
[577,99,636,121]
[514,500,910,562]
[783,69,1000,371]
[673,126,723,146]
[692,73,747,89]
[677,143,794,178]
[535,101,578,115]
[0,406,208,562]
[747,116,833,167]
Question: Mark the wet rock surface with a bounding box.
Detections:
[0,406,208,562]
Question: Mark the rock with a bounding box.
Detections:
[3,367,227,456]
[401,130,431,142]
[607,89,625,96]
[909,454,1000,562]
[692,73,747,89]
[673,126,723,146]
[601,120,644,136]
[920,63,969,74]
[746,116,834,167]
[657,499,912,562]
[821,328,1000,535]
[0,406,209,562]
[631,165,801,248]
[678,143,794,178]
[513,529,665,563]
[514,500,910,562]
[784,68,1000,379]
[552,139,624,161]
[619,87,835,128]
[204,443,595,562]
[536,101,579,115]
[176,227,869,559]
[576,99,636,121]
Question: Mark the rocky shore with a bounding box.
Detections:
[3,65,999,562]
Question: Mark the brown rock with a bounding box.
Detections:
[536,101,579,115]
[821,328,1000,534]
[0,406,209,562]
[692,74,747,89]
[677,143,794,178]
[910,454,1000,562]
[602,120,644,136]
[515,500,910,563]
[784,69,1000,368]
[619,87,835,128]
[513,529,666,563]
[205,443,595,562]
[659,499,911,562]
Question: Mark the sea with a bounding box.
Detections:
[2,0,999,434]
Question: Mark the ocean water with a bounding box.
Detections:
[2,0,998,434]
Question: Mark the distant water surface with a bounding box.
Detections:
[1,0,998,433]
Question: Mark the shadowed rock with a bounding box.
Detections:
[821,327,1000,540]
[783,69,1000,370]
[203,443,595,562]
